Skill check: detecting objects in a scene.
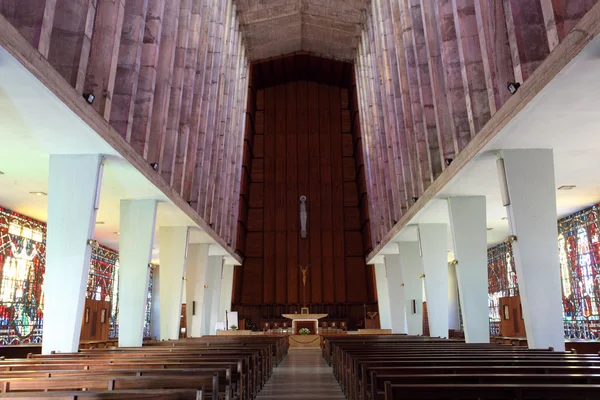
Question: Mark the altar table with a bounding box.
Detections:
[282,314,328,334]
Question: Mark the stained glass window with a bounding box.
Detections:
[0,206,155,344]
[558,205,600,339]
[0,207,46,345]
[487,241,518,336]
[108,263,155,339]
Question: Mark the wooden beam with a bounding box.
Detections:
[552,0,598,42]
[213,11,240,236]
[473,0,514,114]
[380,0,410,213]
[387,0,417,206]
[160,0,192,184]
[83,0,126,120]
[503,0,551,82]
[147,0,181,164]
[366,0,600,263]
[389,0,423,198]
[223,41,246,244]
[434,0,472,151]
[366,6,394,232]
[356,37,384,242]
[409,0,442,180]
[230,55,249,249]
[420,0,458,167]
[0,12,246,264]
[192,0,227,215]
[38,0,57,58]
[109,0,149,140]
[172,0,203,193]
[129,0,167,156]
[372,0,403,223]
[398,0,431,195]
[452,0,492,134]
[44,0,97,93]
[203,0,234,223]
[182,0,213,200]
[541,0,560,52]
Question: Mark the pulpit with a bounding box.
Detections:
[282,314,328,334]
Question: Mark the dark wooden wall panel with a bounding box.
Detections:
[234,56,375,312]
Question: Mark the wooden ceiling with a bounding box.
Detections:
[235,0,367,61]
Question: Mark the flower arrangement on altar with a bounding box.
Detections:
[299,328,310,335]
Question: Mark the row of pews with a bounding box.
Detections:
[0,335,288,399]
[323,335,600,400]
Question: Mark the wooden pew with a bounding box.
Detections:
[0,336,287,400]
[384,382,600,399]
[0,389,203,399]
[324,335,600,400]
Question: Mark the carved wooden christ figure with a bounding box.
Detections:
[299,264,309,308]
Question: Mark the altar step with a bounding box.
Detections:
[256,348,346,399]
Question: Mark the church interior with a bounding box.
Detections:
[1,0,600,398]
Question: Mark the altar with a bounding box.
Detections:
[282,314,328,334]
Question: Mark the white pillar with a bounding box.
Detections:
[448,196,490,342]
[218,263,235,323]
[385,254,408,334]
[374,263,392,329]
[157,226,189,340]
[499,149,564,350]
[447,262,460,331]
[419,224,449,338]
[186,244,209,337]
[42,154,104,354]
[118,199,157,347]
[398,241,423,335]
[201,256,224,335]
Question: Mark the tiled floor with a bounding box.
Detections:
[256,348,346,399]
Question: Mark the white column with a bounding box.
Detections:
[499,149,564,350]
[398,241,424,335]
[186,244,209,337]
[447,262,460,331]
[385,254,408,334]
[42,154,103,354]
[218,263,235,323]
[374,263,392,329]
[419,224,449,338]
[118,199,157,347]
[201,256,224,335]
[448,196,490,342]
[157,226,189,340]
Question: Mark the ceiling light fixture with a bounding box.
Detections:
[150,162,159,171]
[83,93,95,104]
[507,82,521,95]
[487,228,494,231]
[114,231,120,235]
[30,191,47,196]
[96,221,105,225]
[558,185,576,191]
[501,217,508,221]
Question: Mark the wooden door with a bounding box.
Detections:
[80,298,110,341]
[499,295,525,337]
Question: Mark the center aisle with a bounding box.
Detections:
[256,348,346,399]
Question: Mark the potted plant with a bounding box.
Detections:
[299,328,310,335]
[230,325,238,330]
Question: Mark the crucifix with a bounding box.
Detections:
[299,264,309,312]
